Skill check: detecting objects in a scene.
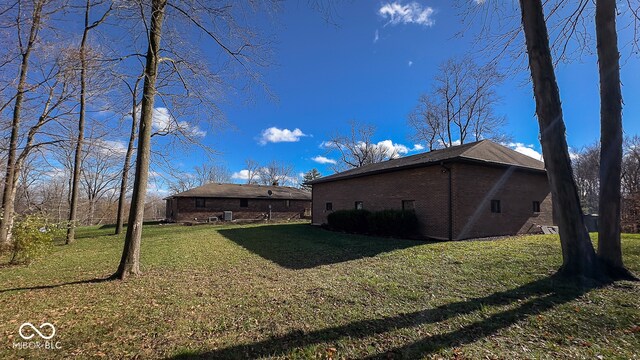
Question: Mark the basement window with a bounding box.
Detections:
[240,198,248,208]
[195,198,206,208]
[285,200,290,207]
[355,201,364,210]
[491,200,501,213]
[402,200,415,210]
[326,202,333,211]
[533,201,541,213]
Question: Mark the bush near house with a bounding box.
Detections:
[327,209,419,238]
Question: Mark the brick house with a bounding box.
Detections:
[165,183,311,222]
[308,140,555,240]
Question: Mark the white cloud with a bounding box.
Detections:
[146,181,170,196]
[152,107,206,138]
[374,29,379,43]
[320,139,420,159]
[568,148,580,160]
[379,2,435,27]
[408,60,413,67]
[506,142,544,161]
[312,156,337,165]
[232,170,250,180]
[95,139,128,156]
[45,167,66,179]
[319,141,335,149]
[369,139,409,158]
[258,127,307,145]
[437,139,462,147]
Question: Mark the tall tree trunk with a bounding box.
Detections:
[0,1,44,247]
[115,0,167,280]
[115,78,141,235]
[595,0,636,280]
[66,0,92,244]
[89,198,95,225]
[519,0,600,278]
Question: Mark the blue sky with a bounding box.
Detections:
[158,1,640,188]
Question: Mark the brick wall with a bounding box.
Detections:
[311,162,554,240]
[312,166,450,238]
[452,163,554,239]
[167,197,311,222]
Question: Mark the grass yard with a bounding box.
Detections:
[0,222,639,359]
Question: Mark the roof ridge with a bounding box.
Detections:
[308,140,545,185]
[458,139,489,156]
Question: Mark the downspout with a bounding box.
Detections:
[440,162,453,241]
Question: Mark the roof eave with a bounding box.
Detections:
[308,157,545,185]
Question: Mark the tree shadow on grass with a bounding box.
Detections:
[168,274,606,359]
[217,223,424,270]
[0,276,114,294]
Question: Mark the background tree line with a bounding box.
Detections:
[573,136,640,233]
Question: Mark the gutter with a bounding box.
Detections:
[440,162,453,241]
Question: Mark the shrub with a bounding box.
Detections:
[327,209,371,233]
[327,209,418,238]
[9,215,63,265]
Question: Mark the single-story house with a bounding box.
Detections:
[165,183,311,222]
[308,140,556,240]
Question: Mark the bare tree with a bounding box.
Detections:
[244,158,261,185]
[14,152,47,214]
[519,0,599,278]
[1,53,76,246]
[166,163,231,194]
[0,0,47,246]
[573,137,640,236]
[572,143,600,214]
[595,0,633,278]
[80,137,122,225]
[408,57,507,149]
[194,163,231,185]
[622,136,640,233]
[115,0,167,280]
[115,74,142,235]
[408,95,445,151]
[66,0,112,244]
[113,0,278,278]
[258,160,295,187]
[460,0,638,279]
[326,121,398,172]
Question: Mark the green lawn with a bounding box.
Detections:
[0,223,638,359]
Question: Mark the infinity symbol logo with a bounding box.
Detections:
[18,322,56,340]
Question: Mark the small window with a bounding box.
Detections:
[195,198,206,208]
[491,199,501,213]
[325,202,333,211]
[402,200,415,210]
[285,199,290,207]
[240,198,248,208]
[533,201,541,213]
[355,201,363,210]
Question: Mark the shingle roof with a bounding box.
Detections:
[167,183,311,200]
[308,140,545,185]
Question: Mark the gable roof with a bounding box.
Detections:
[167,183,311,200]
[308,140,545,185]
